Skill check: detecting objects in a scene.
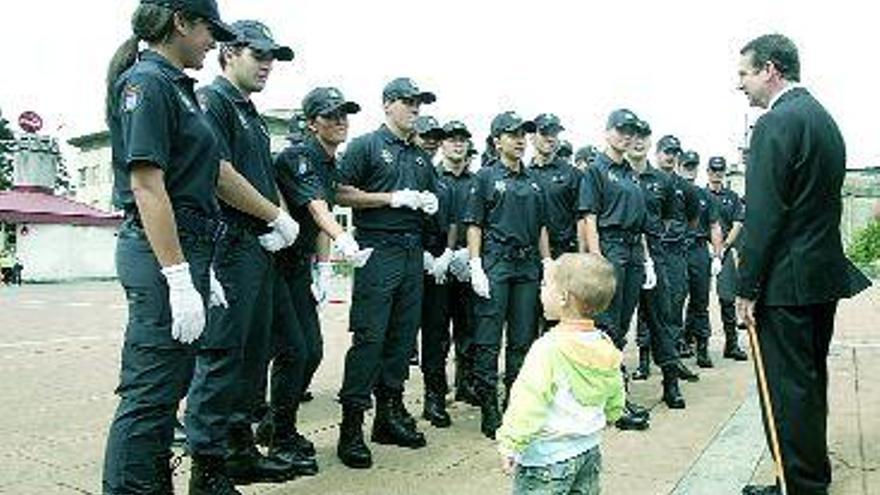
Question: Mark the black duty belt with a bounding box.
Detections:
[356,229,422,249]
[485,240,537,261]
[599,227,641,245]
[125,207,227,243]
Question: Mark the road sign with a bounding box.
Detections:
[18,111,43,133]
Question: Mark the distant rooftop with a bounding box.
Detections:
[0,187,121,226]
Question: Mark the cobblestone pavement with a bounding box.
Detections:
[0,281,876,494]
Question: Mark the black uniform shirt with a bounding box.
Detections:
[530,157,581,249]
[661,171,700,244]
[337,125,437,232]
[275,134,337,258]
[421,166,456,253]
[689,186,720,241]
[637,163,675,240]
[110,50,220,216]
[441,166,476,248]
[462,159,546,249]
[577,152,646,232]
[709,187,744,236]
[197,76,278,229]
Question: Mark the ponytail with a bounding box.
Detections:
[105,35,140,121]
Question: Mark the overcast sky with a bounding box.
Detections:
[1,0,878,170]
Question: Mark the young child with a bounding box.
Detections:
[497,253,624,494]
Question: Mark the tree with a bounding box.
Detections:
[0,109,14,191]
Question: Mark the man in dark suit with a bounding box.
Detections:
[736,34,871,495]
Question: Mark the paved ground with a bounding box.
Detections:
[0,280,877,494]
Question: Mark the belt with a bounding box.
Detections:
[126,207,227,243]
[599,228,641,245]
[485,240,537,261]
[356,229,422,249]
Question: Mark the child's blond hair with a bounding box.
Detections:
[551,253,616,317]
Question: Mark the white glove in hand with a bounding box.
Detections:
[350,248,374,269]
[431,248,453,284]
[419,191,439,215]
[423,251,436,274]
[208,266,228,308]
[311,262,334,307]
[161,263,205,344]
[258,231,287,252]
[449,248,470,282]
[711,256,723,276]
[470,257,491,299]
[269,209,300,246]
[390,189,422,210]
[335,231,360,259]
[643,258,657,290]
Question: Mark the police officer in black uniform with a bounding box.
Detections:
[678,150,725,368]
[269,86,368,472]
[334,77,439,469]
[652,136,702,382]
[626,119,686,409]
[464,111,551,439]
[705,156,748,361]
[578,109,651,430]
[437,121,480,407]
[574,144,598,170]
[556,139,574,164]
[101,1,241,493]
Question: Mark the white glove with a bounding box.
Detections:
[470,257,491,299]
[258,231,287,252]
[390,189,422,210]
[423,251,436,274]
[642,258,657,290]
[711,255,723,276]
[431,248,453,284]
[335,231,360,259]
[161,263,205,344]
[349,247,374,269]
[208,266,227,308]
[449,248,470,282]
[311,262,334,307]
[419,191,439,215]
[269,209,300,246]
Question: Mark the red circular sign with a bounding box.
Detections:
[18,111,43,133]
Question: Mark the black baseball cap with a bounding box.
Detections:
[557,140,573,158]
[634,119,652,137]
[141,0,236,42]
[227,20,294,61]
[490,111,536,137]
[575,145,598,163]
[534,113,565,134]
[606,108,639,130]
[382,77,436,104]
[302,87,360,119]
[680,150,700,168]
[656,135,682,154]
[413,116,445,139]
[466,140,478,158]
[443,120,472,139]
[707,156,727,171]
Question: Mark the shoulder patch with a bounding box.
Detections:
[122,84,141,112]
[297,155,310,176]
[381,148,394,165]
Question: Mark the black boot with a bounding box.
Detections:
[253,410,274,448]
[674,360,700,382]
[478,388,502,439]
[625,400,650,420]
[696,339,714,368]
[225,427,295,485]
[422,372,451,428]
[269,406,319,476]
[614,408,650,431]
[631,347,651,381]
[454,358,480,406]
[371,395,427,448]
[723,326,748,361]
[189,455,242,495]
[337,407,372,469]
[155,454,175,495]
[678,339,694,358]
[661,365,686,409]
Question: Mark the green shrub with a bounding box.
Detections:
[847,220,880,265]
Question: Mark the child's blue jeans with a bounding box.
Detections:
[512,446,601,495]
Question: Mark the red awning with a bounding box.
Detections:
[0,187,122,227]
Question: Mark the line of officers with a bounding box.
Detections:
[101,3,748,494]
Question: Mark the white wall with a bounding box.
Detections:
[15,223,117,281]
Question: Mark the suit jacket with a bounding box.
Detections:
[737,87,869,306]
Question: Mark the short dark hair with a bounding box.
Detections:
[740,34,800,82]
[218,44,245,69]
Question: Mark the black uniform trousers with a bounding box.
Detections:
[754,302,837,495]
[103,220,212,494]
[685,239,712,342]
[717,250,738,330]
[339,231,423,410]
[635,243,679,367]
[192,228,275,450]
[420,273,451,388]
[447,280,475,386]
[597,231,645,351]
[471,251,540,392]
[663,241,689,346]
[270,259,322,415]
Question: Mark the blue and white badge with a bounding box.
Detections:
[381,149,394,165]
[297,156,310,175]
[122,84,141,112]
[494,180,506,193]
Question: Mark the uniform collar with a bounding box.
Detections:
[491,158,528,178]
[139,50,193,84]
[378,124,412,146]
[441,163,470,177]
[768,83,804,109]
[212,76,250,105]
[304,134,335,164]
